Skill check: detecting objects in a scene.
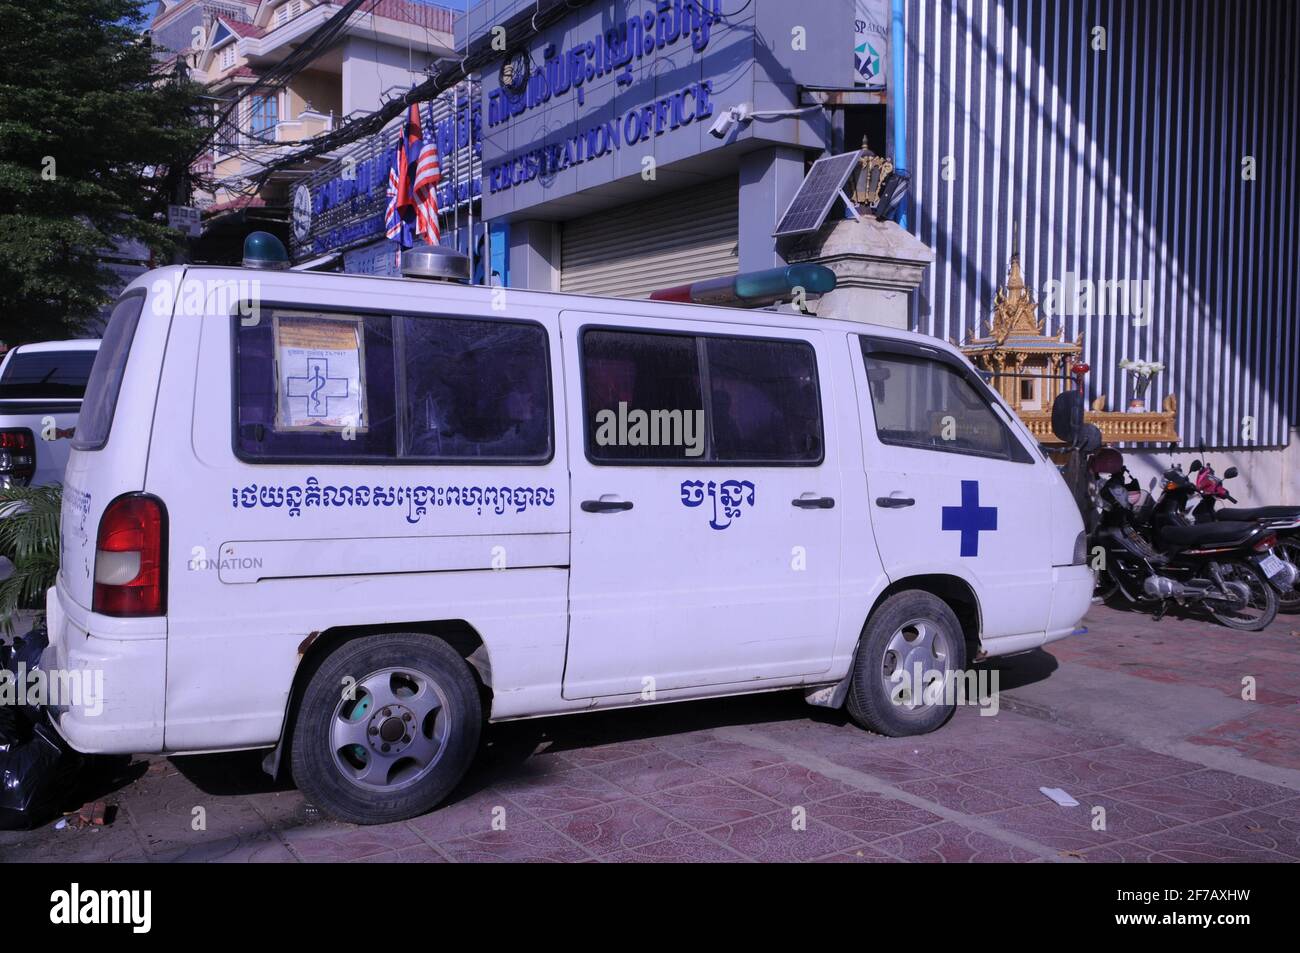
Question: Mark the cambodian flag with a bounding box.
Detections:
[384,102,441,249]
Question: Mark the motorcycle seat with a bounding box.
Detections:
[1215,505,1300,522]
[1158,520,1261,547]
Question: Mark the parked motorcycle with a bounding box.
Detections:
[1088,451,1285,631]
[1188,459,1300,612]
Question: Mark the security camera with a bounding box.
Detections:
[709,104,752,139]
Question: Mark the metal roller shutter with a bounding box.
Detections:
[560,179,739,299]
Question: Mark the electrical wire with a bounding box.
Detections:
[251,0,593,188]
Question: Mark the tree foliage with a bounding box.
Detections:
[0,0,209,344]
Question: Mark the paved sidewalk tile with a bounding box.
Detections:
[5,604,1300,862]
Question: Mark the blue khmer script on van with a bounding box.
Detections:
[231,477,557,524]
[680,479,755,531]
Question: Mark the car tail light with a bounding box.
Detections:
[1254,533,1279,553]
[93,494,167,617]
[0,428,35,486]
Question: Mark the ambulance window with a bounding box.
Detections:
[399,316,551,461]
[234,311,398,460]
[705,337,822,463]
[582,329,703,462]
[862,349,1026,461]
[72,291,144,451]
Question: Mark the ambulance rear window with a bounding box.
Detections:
[71,291,144,451]
[234,309,551,464]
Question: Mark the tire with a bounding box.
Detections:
[1094,567,1122,604]
[290,633,482,825]
[1205,560,1278,632]
[1275,537,1300,613]
[846,591,968,737]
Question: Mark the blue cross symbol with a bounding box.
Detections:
[941,480,998,557]
[286,357,349,418]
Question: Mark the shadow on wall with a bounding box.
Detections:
[1122,437,1300,508]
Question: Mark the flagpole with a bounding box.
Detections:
[449,89,459,254]
[466,77,475,285]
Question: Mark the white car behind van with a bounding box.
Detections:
[42,257,1093,824]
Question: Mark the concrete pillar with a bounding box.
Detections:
[738,146,806,272]
[507,220,559,290]
[784,215,935,329]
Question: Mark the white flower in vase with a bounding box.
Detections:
[1118,358,1165,411]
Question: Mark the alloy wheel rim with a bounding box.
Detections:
[330,666,450,792]
[880,618,955,715]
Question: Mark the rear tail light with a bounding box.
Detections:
[1254,533,1279,553]
[93,494,167,617]
[0,428,35,486]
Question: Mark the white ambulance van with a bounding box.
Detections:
[43,241,1093,824]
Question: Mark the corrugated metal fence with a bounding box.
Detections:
[904,0,1299,447]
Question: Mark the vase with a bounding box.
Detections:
[1127,398,1146,413]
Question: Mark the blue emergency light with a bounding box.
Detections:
[649,264,836,308]
[242,231,290,270]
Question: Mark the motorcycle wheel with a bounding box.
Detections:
[1094,568,1122,603]
[1205,560,1278,631]
[1275,537,1300,613]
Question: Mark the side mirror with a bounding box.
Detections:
[1051,390,1086,445]
[1224,466,1238,479]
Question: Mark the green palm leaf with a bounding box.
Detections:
[0,483,62,635]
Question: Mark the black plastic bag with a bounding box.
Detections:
[0,718,82,830]
[0,623,78,829]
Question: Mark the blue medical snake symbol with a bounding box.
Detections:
[287,358,349,418]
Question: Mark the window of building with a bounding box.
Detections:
[219,45,235,70]
[250,93,278,136]
[274,1,304,27]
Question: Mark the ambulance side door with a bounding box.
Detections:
[560,311,843,698]
[852,335,1055,639]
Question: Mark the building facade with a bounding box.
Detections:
[463,0,885,296]
[149,0,457,259]
[256,0,1297,501]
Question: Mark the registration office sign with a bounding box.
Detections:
[289,134,391,263]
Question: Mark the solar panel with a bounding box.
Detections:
[772,151,862,238]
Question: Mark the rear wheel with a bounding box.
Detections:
[846,591,967,736]
[290,633,481,825]
[1275,537,1300,612]
[1204,560,1278,632]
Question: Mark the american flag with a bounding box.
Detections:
[412,102,441,244]
[384,102,441,250]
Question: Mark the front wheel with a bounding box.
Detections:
[290,633,482,825]
[846,591,967,736]
[1204,560,1278,632]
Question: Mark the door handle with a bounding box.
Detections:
[581,499,633,513]
[875,496,915,508]
[792,496,836,509]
